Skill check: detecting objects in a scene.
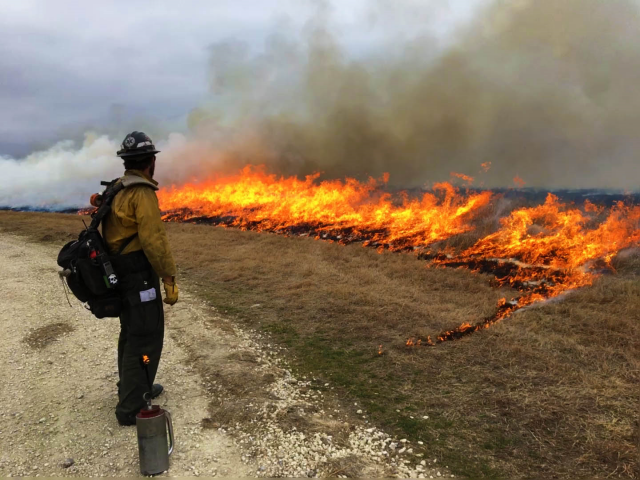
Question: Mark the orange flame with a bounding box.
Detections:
[451,172,475,184]
[405,336,434,347]
[513,175,526,188]
[158,166,492,251]
[155,166,640,343]
[464,194,640,274]
[431,194,640,340]
[481,162,492,173]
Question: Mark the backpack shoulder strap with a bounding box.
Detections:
[88,178,126,230]
[88,175,158,231]
[115,233,139,255]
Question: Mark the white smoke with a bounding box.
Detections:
[0,132,227,210]
[0,133,121,210]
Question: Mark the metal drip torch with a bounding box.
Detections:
[135,355,174,476]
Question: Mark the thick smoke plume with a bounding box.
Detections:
[197,0,640,189]
[3,0,640,209]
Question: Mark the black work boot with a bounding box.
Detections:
[117,383,163,398]
[151,384,164,399]
[117,416,136,427]
[116,385,164,426]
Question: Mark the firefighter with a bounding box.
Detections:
[97,131,179,426]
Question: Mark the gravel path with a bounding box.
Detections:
[0,234,451,478]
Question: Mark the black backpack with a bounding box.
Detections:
[58,178,135,319]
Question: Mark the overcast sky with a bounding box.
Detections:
[0,0,481,157]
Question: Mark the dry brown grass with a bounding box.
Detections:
[323,455,368,477]
[1,210,638,479]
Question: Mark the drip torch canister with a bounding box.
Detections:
[136,354,174,476]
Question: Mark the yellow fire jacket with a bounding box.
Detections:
[102,170,177,279]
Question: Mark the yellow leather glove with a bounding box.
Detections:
[163,277,179,305]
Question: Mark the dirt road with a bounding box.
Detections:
[0,234,448,478]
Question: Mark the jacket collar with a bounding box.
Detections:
[124,169,159,187]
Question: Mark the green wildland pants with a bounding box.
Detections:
[114,254,164,425]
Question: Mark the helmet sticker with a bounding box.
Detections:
[124,136,136,148]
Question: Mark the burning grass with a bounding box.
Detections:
[155,170,640,343]
[1,210,638,478]
[157,166,494,251]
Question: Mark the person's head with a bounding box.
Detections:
[123,153,156,177]
[116,131,160,178]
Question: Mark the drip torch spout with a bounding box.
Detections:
[140,355,153,409]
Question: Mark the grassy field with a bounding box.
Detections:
[1,210,638,479]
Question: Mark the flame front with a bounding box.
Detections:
[433,194,640,341]
[458,193,640,292]
[158,166,492,250]
[155,167,640,344]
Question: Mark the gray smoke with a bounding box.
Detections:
[194,0,640,189]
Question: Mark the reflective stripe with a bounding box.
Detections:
[136,141,152,148]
